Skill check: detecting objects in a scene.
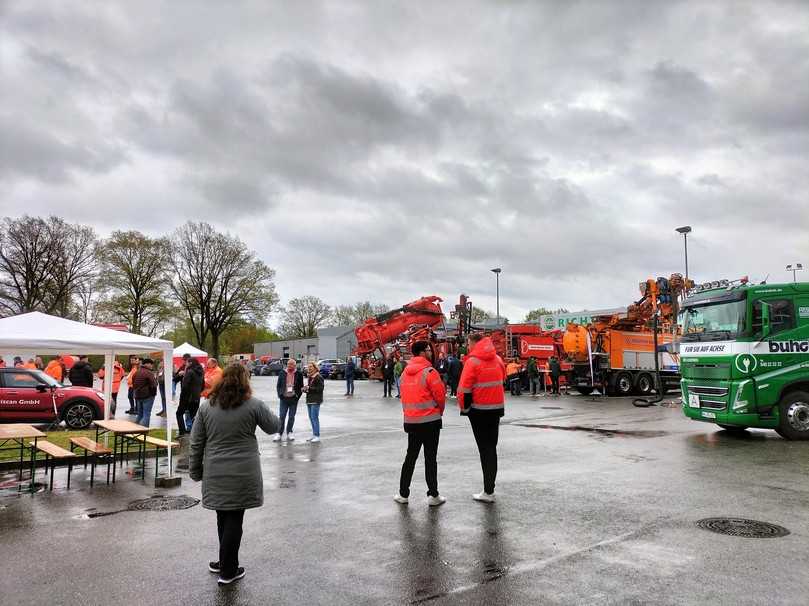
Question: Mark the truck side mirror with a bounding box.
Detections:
[761,302,771,338]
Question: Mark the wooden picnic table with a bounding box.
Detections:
[92,420,150,483]
[0,424,46,491]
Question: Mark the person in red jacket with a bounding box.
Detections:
[458,332,506,503]
[394,341,447,507]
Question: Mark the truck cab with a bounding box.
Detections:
[680,280,809,439]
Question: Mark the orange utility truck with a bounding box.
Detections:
[563,275,690,396]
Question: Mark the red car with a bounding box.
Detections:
[0,368,106,429]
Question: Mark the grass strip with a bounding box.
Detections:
[0,427,180,463]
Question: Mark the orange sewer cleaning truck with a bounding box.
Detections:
[562,275,690,396]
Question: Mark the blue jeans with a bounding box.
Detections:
[135,396,155,427]
[307,404,321,437]
[395,376,401,397]
[345,376,354,395]
[278,400,298,435]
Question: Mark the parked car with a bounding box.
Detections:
[0,368,106,429]
[317,358,343,378]
[329,362,368,380]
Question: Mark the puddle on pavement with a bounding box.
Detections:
[514,423,668,438]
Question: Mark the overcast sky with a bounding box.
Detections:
[1,1,808,325]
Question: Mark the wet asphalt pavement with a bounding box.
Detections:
[2,378,809,605]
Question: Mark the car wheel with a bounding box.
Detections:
[635,373,654,395]
[63,400,96,429]
[775,390,809,440]
[613,372,634,396]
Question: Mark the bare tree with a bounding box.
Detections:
[0,215,98,317]
[49,221,98,318]
[0,216,58,315]
[279,296,333,338]
[169,222,278,357]
[333,301,390,326]
[97,230,172,335]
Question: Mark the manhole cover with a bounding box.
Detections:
[128,495,200,512]
[696,517,789,538]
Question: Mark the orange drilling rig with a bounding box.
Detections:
[352,294,568,380]
[562,274,690,396]
[353,296,447,379]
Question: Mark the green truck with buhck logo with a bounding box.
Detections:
[680,280,809,439]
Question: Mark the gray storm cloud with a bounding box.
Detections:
[1,0,807,323]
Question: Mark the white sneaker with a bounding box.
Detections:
[310,436,320,443]
[427,495,446,507]
[272,434,282,442]
[393,494,409,504]
[287,432,295,441]
[472,492,496,503]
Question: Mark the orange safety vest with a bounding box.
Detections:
[399,356,446,424]
[99,364,125,392]
[202,366,223,398]
[44,360,63,382]
[458,337,506,412]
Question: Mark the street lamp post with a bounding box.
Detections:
[491,268,502,326]
[675,226,692,282]
[786,263,803,283]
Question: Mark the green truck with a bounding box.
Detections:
[680,279,809,439]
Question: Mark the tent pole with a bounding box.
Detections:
[103,353,114,448]
[163,349,174,475]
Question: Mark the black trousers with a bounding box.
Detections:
[216,509,245,577]
[449,378,459,396]
[469,413,500,494]
[383,377,395,397]
[399,422,441,498]
[176,395,200,435]
[551,375,560,394]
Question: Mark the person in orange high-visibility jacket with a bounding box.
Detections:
[98,360,126,415]
[44,355,64,382]
[202,359,224,399]
[394,340,447,506]
[125,356,140,415]
[458,333,506,503]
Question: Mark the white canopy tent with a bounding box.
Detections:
[173,342,208,357]
[0,312,177,474]
[172,342,208,366]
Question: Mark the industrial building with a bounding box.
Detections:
[253,326,357,361]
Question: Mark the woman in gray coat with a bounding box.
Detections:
[190,363,279,585]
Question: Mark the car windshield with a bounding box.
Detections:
[679,299,746,342]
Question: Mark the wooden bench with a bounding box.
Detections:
[69,437,113,487]
[30,440,77,490]
[129,435,180,479]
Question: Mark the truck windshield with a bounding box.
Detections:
[680,300,746,342]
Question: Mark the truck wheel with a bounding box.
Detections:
[613,372,634,396]
[63,400,96,429]
[635,373,654,395]
[775,391,809,440]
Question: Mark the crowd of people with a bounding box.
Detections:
[0,352,228,432]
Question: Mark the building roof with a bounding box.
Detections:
[316,325,355,338]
